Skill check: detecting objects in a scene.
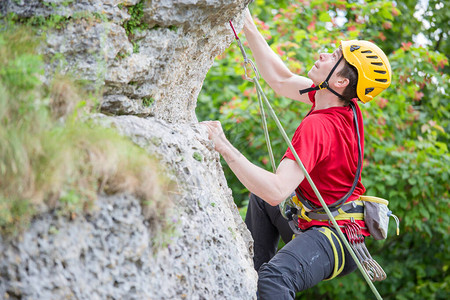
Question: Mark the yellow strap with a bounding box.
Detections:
[292,195,313,222]
[292,195,301,206]
[318,227,345,280]
[300,206,312,222]
[311,213,364,222]
[334,213,364,221]
[359,195,389,206]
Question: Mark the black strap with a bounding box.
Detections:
[295,101,362,213]
[299,56,344,97]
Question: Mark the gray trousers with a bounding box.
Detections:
[245,193,357,299]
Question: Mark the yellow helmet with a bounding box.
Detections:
[341,40,392,103]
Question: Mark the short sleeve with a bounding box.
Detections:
[282,115,331,174]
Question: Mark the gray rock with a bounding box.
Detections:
[101,94,152,116]
[0,116,257,299]
[0,0,134,23]
[1,0,249,122]
[1,0,257,299]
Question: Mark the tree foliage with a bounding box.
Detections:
[197,0,449,298]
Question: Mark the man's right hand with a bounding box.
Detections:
[240,7,314,105]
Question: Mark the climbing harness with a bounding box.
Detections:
[228,20,396,300]
[281,193,398,282]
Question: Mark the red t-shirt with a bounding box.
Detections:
[282,88,369,235]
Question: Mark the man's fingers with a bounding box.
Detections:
[199,121,230,153]
[201,120,222,130]
[200,121,224,140]
[203,120,220,125]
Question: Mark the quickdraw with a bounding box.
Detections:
[344,219,387,281]
[229,21,260,82]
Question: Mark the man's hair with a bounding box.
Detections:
[336,60,358,106]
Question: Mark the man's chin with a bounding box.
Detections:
[307,70,317,82]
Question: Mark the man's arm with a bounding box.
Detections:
[243,8,313,104]
[202,121,305,206]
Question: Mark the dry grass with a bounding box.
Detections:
[0,25,176,239]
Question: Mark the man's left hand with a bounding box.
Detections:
[200,120,228,153]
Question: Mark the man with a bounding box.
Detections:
[201,9,391,299]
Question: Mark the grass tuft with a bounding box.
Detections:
[0,25,176,240]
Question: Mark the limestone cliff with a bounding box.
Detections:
[0,0,257,299]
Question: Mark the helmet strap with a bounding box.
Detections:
[299,56,345,100]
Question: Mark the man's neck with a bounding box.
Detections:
[314,89,345,110]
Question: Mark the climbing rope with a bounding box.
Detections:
[228,20,384,300]
[229,20,276,173]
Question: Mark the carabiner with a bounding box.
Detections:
[243,59,260,81]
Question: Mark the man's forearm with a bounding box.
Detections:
[217,138,284,206]
[201,120,304,205]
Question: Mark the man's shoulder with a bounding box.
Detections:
[302,112,335,128]
[298,114,333,139]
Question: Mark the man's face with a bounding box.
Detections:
[308,47,344,84]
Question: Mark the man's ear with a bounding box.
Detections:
[333,77,350,89]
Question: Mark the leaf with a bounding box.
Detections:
[422,209,430,221]
[411,186,420,197]
[294,30,307,41]
[408,177,417,185]
[318,12,331,22]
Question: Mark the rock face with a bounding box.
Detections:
[0,0,257,299]
[1,0,249,123]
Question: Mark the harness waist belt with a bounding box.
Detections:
[305,200,364,221]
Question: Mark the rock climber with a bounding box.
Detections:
[201,8,391,299]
